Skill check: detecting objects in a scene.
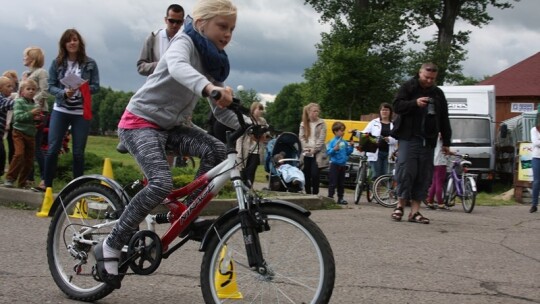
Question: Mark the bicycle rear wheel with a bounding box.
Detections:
[200,205,335,304]
[372,174,398,208]
[461,176,477,213]
[354,164,367,204]
[47,184,125,301]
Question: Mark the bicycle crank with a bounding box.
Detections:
[126,230,163,275]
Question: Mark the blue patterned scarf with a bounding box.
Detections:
[183,16,230,82]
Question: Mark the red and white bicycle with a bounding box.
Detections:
[46,92,336,303]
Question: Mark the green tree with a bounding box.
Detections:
[303,1,408,118]
[265,83,306,133]
[305,0,518,85]
[396,0,517,84]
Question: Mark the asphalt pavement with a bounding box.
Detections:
[0,187,538,304]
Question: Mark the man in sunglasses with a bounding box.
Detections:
[137,4,185,76]
[390,63,452,224]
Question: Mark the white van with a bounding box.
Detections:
[440,85,496,191]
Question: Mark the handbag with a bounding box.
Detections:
[316,145,330,168]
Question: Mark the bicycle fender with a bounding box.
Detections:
[198,199,311,252]
[47,174,131,217]
[466,176,477,192]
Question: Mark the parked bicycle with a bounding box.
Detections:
[372,173,399,208]
[46,92,336,303]
[372,150,400,208]
[349,131,375,204]
[444,153,477,213]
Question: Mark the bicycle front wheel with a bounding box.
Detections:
[47,183,124,301]
[461,176,477,213]
[200,205,335,304]
[354,164,367,204]
[372,174,398,208]
[444,178,456,207]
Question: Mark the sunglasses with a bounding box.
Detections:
[167,18,183,25]
[425,67,438,72]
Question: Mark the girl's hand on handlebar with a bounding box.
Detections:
[206,85,233,108]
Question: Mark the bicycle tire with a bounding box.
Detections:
[366,182,373,202]
[47,184,125,301]
[444,178,456,207]
[372,174,398,208]
[200,205,336,304]
[461,176,477,213]
[354,164,367,204]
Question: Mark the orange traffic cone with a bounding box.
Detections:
[215,245,243,299]
[36,187,54,218]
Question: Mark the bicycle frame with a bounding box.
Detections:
[446,154,477,202]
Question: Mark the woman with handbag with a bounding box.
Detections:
[299,103,328,195]
[362,102,397,180]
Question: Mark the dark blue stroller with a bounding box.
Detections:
[264,132,304,192]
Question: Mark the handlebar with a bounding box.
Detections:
[210,90,269,149]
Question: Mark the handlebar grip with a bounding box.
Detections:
[210,89,250,115]
[210,90,221,100]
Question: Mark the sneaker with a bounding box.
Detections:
[3,180,14,188]
[337,199,348,205]
[530,206,538,213]
[31,186,46,193]
[437,204,450,210]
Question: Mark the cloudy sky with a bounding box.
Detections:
[1,0,539,101]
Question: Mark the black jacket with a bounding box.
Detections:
[391,75,452,147]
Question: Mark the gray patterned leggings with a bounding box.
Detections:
[106,126,226,250]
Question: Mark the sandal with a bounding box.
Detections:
[408,212,430,224]
[391,206,403,221]
[94,243,122,289]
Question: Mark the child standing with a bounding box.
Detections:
[327,121,354,204]
[4,79,41,188]
[426,133,453,209]
[0,76,16,182]
[22,46,49,191]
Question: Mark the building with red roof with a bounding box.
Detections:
[479,51,540,123]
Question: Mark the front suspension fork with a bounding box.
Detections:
[238,208,269,273]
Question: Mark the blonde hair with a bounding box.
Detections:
[2,70,18,82]
[301,103,320,140]
[250,101,264,115]
[19,78,38,92]
[0,76,12,88]
[193,0,237,30]
[24,47,45,68]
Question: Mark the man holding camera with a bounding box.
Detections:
[390,63,452,224]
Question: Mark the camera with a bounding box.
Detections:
[426,97,436,115]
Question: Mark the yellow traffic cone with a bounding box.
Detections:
[70,199,88,219]
[101,158,114,187]
[36,187,54,218]
[215,245,243,299]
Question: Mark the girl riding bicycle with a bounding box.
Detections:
[94,0,239,289]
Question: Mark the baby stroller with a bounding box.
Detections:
[264,132,304,192]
